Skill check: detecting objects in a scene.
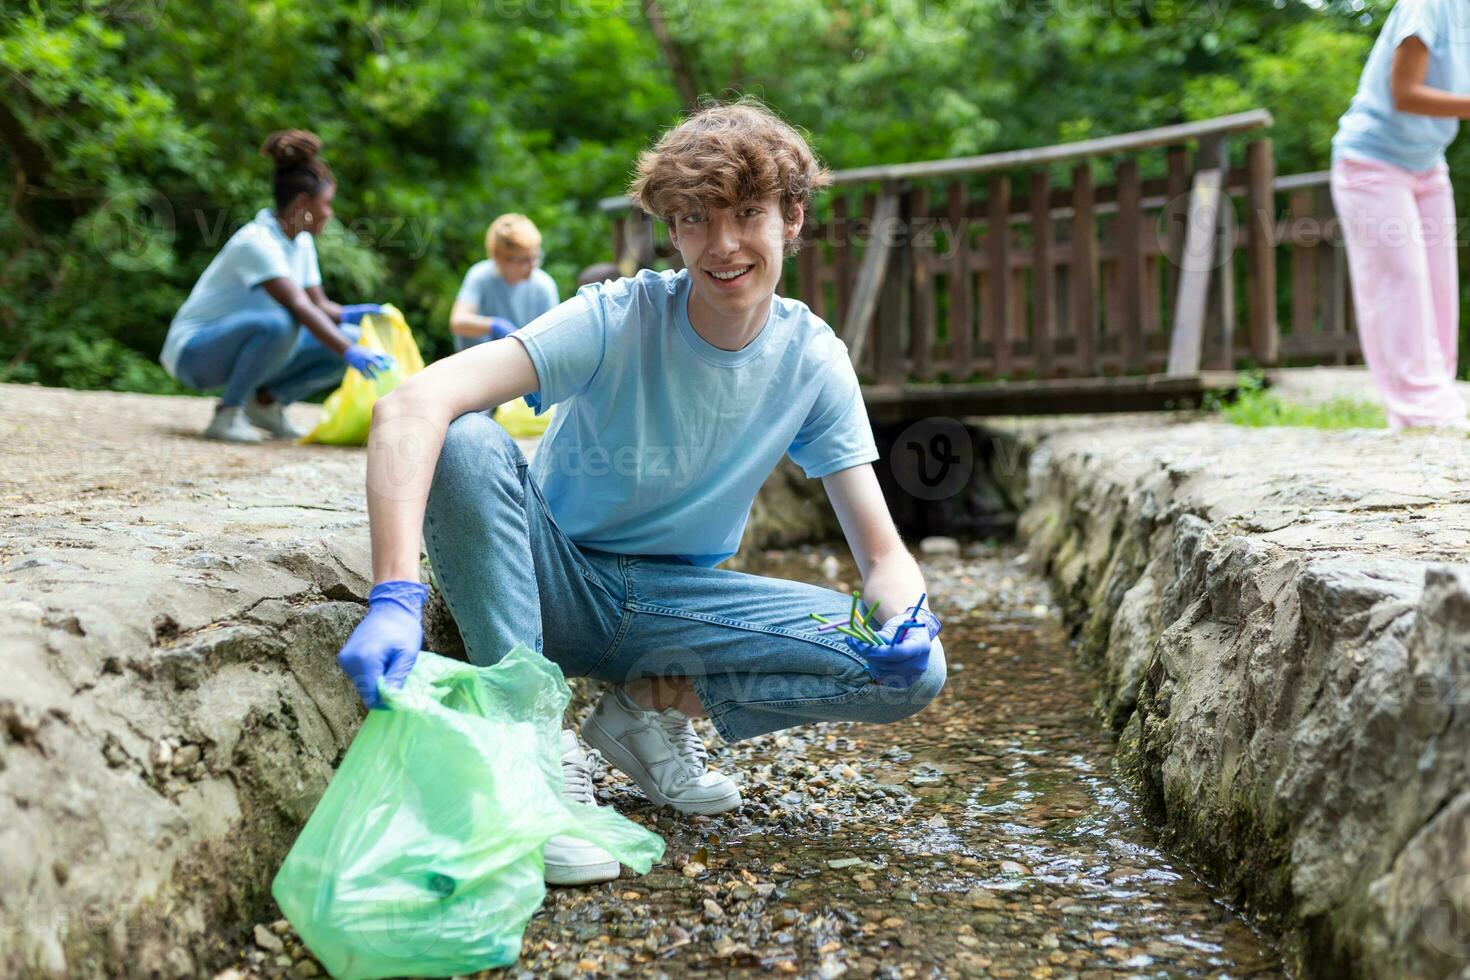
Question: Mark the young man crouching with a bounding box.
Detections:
[337,98,945,885]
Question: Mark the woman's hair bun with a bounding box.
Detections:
[260,129,323,170]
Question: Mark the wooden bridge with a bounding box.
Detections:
[599,110,1357,422]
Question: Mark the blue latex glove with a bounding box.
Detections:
[487,316,517,341]
[845,607,943,689]
[337,580,428,709]
[339,303,384,326]
[343,343,395,380]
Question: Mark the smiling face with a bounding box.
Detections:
[670,194,803,324]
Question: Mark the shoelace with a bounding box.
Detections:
[562,747,602,806]
[655,710,708,775]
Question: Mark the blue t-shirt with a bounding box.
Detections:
[513,269,878,567]
[454,260,559,352]
[160,208,321,376]
[1333,0,1470,172]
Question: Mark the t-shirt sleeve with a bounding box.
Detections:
[511,291,606,415]
[233,231,293,289]
[455,263,489,306]
[787,343,879,479]
[1392,0,1442,48]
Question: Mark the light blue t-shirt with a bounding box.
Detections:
[513,269,878,567]
[160,208,321,376]
[1333,0,1470,172]
[454,260,559,352]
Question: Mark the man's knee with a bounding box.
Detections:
[432,412,523,501]
[867,637,947,724]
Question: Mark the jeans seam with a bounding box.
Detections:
[522,467,618,606]
[582,602,634,677]
[625,601,870,669]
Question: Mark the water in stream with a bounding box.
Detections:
[234,542,1287,979]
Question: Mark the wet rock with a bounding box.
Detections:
[919,536,960,557]
[254,923,284,954]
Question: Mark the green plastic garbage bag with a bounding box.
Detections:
[271,645,665,980]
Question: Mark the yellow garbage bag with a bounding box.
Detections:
[301,306,426,446]
[492,397,554,438]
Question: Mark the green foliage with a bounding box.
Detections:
[1212,374,1387,429]
[0,0,1417,394]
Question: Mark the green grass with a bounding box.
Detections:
[1215,387,1387,430]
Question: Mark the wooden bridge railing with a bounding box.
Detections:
[599,110,1359,395]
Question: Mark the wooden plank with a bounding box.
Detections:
[612,217,627,270]
[1070,162,1098,375]
[1116,158,1144,372]
[821,110,1272,186]
[1164,147,1191,316]
[876,189,911,384]
[1030,170,1055,377]
[1289,189,1317,339]
[1321,227,1347,358]
[861,193,880,378]
[834,195,853,328]
[1166,141,1227,375]
[841,190,900,368]
[798,216,819,314]
[1202,136,1236,371]
[987,174,1013,376]
[860,370,1241,422]
[948,181,974,381]
[1279,332,1363,357]
[1245,138,1279,365]
[910,187,937,381]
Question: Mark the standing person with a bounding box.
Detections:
[448,214,560,352]
[160,130,392,443]
[334,100,946,887]
[1331,0,1470,431]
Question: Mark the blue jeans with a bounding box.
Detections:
[423,412,946,742]
[173,308,355,407]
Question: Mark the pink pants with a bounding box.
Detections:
[1330,156,1467,430]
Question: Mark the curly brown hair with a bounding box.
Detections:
[628,98,831,256]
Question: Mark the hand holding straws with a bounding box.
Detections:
[810,591,930,649]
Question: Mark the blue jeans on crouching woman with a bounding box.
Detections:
[423,412,946,742]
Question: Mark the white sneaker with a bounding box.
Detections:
[244,394,306,439]
[202,405,262,444]
[581,688,741,815]
[543,729,621,886]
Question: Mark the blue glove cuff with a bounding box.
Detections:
[368,580,428,617]
[884,608,941,641]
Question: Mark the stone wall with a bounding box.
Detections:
[0,386,841,979]
[987,414,1470,979]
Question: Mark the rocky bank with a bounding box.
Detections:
[984,404,1470,979]
[0,384,825,978]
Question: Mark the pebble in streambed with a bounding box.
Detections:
[223,542,1284,980]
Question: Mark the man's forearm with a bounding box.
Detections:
[859,547,929,624]
[449,312,494,337]
[366,389,448,583]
